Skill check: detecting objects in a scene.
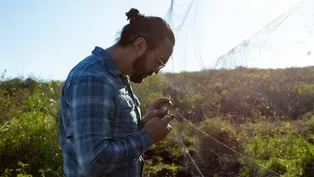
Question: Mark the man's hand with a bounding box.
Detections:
[141,97,172,127]
[142,115,173,144]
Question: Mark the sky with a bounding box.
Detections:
[0,0,313,81]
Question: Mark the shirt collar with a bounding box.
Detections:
[91,46,122,77]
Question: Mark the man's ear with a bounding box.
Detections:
[132,37,149,55]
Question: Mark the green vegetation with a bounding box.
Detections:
[1,66,314,177]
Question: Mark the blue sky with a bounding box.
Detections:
[1,0,313,81]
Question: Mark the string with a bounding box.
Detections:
[173,108,281,176]
[161,0,307,176]
[176,134,205,177]
[213,0,305,69]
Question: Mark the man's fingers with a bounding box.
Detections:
[150,97,170,108]
[149,117,160,122]
[155,109,168,116]
[167,124,172,132]
[159,115,173,125]
[146,109,167,118]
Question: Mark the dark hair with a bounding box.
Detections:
[116,8,175,49]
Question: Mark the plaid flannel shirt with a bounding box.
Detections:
[58,46,152,177]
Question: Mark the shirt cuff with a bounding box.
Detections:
[136,129,153,153]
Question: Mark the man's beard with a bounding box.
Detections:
[129,53,152,83]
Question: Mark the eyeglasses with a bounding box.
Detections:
[151,50,166,73]
[156,57,165,70]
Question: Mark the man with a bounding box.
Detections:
[58,8,175,177]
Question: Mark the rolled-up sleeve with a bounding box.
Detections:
[68,75,152,176]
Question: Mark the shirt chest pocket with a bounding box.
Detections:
[115,94,140,134]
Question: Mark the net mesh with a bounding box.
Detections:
[158,0,314,176]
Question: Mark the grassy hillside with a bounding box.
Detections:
[0,67,314,177]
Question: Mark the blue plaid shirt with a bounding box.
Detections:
[58,46,152,177]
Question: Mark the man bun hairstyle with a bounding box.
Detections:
[117,8,175,49]
[125,8,142,21]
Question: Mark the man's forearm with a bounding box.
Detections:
[77,129,152,176]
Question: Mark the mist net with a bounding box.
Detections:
[150,0,314,176]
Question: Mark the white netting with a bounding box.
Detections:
[159,0,314,176]
[163,0,313,73]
